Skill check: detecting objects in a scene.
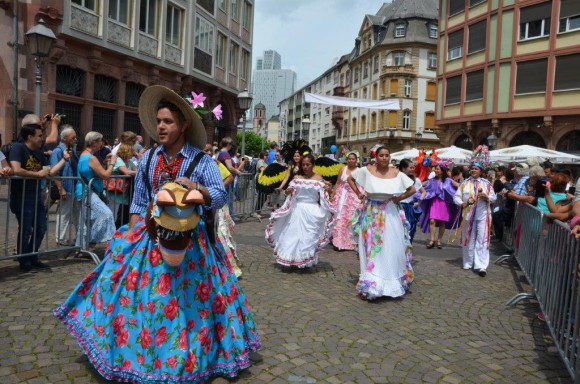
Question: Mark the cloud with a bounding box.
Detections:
[253,0,385,88]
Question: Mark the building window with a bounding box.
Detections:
[448,29,464,60]
[139,0,158,36]
[354,67,360,82]
[125,82,144,107]
[449,0,465,16]
[468,21,486,54]
[465,70,484,101]
[94,75,117,103]
[242,1,252,29]
[218,0,227,12]
[519,2,551,41]
[351,118,357,135]
[363,62,369,78]
[445,75,462,104]
[363,88,367,99]
[403,110,411,130]
[373,55,379,73]
[388,110,397,128]
[216,33,226,68]
[425,112,435,129]
[393,51,405,66]
[241,49,250,79]
[93,107,116,143]
[404,79,412,98]
[56,65,85,97]
[229,42,239,74]
[55,101,82,137]
[371,113,377,131]
[516,59,547,94]
[395,23,406,37]
[198,0,215,15]
[73,0,97,11]
[559,0,580,33]
[325,107,330,116]
[373,83,378,99]
[470,0,486,6]
[428,52,437,69]
[426,82,436,101]
[554,54,580,91]
[231,0,238,20]
[109,0,130,24]
[166,4,183,47]
[429,24,438,38]
[195,15,214,54]
[361,115,367,133]
[124,112,142,135]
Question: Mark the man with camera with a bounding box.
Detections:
[9,121,70,272]
[50,125,78,246]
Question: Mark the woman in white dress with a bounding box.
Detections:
[266,154,336,268]
[347,146,416,300]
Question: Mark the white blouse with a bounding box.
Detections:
[352,167,414,200]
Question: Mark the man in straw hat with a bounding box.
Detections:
[54,85,261,383]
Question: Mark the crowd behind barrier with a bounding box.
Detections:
[498,202,580,380]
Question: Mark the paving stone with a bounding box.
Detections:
[0,220,574,383]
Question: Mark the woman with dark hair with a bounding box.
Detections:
[329,151,363,251]
[266,154,336,268]
[347,146,416,300]
[275,150,303,192]
[398,159,426,243]
[418,161,458,249]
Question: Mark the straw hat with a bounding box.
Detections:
[138,85,207,150]
[150,182,204,233]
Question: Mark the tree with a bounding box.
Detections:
[236,131,270,157]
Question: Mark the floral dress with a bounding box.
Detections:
[266,179,336,268]
[55,146,261,383]
[350,168,414,299]
[331,166,362,251]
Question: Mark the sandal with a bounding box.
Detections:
[426,241,435,249]
[437,241,443,249]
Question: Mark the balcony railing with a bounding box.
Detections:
[382,64,415,76]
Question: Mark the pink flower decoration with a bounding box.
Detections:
[212,104,223,120]
[189,92,206,109]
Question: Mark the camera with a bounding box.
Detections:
[44,114,66,120]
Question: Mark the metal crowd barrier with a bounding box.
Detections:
[0,174,135,268]
[500,202,580,380]
[230,172,277,221]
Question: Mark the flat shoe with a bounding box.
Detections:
[426,241,435,249]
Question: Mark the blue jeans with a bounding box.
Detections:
[226,183,235,217]
[10,197,47,265]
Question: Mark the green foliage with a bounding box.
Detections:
[236,131,271,157]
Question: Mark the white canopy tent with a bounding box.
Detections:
[390,148,419,161]
[304,92,400,110]
[489,145,580,164]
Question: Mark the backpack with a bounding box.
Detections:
[1,141,16,160]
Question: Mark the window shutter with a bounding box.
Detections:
[448,29,464,49]
[561,0,580,18]
[425,112,435,129]
[555,54,580,91]
[516,59,548,94]
[390,79,399,95]
[465,70,484,101]
[520,2,552,23]
[388,111,398,127]
[427,82,437,100]
[468,21,487,53]
[445,75,462,104]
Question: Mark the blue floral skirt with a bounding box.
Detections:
[54,216,261,383]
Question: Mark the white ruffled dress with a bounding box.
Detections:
[266,179,336,268]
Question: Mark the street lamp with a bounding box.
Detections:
[487,132,497,149]
[301,117,311,140]
[415,131,423,147]
[25,19,56,117]
[236,89,252,158]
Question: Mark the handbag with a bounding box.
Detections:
[50,184,61,201]
[105,177,129,194]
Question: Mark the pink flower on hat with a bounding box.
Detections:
[212,104,223,120]
[189,92,206,109]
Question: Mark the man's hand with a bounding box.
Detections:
[37,168,50,178]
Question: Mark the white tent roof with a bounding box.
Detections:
[390,148,419,161]
[390,146,472,163]
[489,145,580,164]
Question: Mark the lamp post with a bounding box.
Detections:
[487,132,497,149]
[237,89,252,158]
[25,19,56,117]
[301,117,311,140]
[415,131,423,148]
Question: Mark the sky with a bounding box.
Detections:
[252,0,389,89]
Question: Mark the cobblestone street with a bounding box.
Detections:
[0,218,573,383]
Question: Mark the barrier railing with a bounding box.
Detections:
[500,202,580,380]
[0,174,134,267]
[230,173,276,221]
